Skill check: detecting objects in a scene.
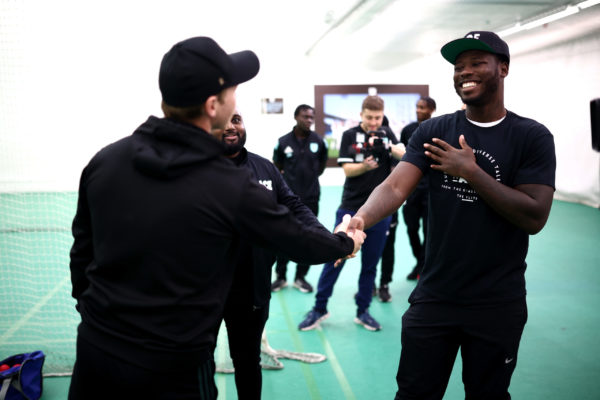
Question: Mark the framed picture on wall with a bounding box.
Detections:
[314,84,429,164]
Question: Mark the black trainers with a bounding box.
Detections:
[271,278,287,292]
[354,310,381,331]
[406,266,421,281]
[378,284,392,302]
[293,277,314,293]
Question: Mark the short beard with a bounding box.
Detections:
[222,132,246,156]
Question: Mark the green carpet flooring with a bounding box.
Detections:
[6,189,599,399]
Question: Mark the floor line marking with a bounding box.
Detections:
[0,275,70,343]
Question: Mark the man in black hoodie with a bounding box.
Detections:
[68,37,364,400]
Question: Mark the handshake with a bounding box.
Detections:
[333,214,367,267]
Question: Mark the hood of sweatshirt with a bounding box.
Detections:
[132,116,225,179]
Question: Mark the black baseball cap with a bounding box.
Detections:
[159,37,260,107]
[441,31,510,65]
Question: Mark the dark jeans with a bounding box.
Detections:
[69,336,217,400]
[314,208,391,314]
[395,299,527,400]
[223,299,269,400]
[379,211,398,286]
[275,201,319,281]
[401,187,428,269]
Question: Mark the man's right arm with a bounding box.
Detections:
[351,161,423,231]
[236,178,364,264]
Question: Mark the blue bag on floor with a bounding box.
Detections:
[0,351,45,400]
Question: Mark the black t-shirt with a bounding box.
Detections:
[402,110,556,305]
[400,121,427,192]
[337,125,398,211]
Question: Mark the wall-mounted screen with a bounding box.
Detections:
[314,84,429,163]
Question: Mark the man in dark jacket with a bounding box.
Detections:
[271,104,328,293]
[216,110,325,399]
[68,36,363,400]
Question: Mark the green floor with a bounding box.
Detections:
[4,189,600,399]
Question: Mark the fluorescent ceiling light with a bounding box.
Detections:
[498,0,598,38]
[578,0,600,9]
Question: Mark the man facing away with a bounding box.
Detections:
[399,96,436,280]
[216,110,328,399]
[272,104,328,293]
[298,95,405,332]
[346,31,556,399]
[68,36,364,400]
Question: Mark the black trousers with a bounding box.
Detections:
[401,188,428,269]
[69,335,217,400]
[379,211,398,286]
[275,201,319,280]
[395,299,527,400]
[223,285,270,400]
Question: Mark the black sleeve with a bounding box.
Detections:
[318,137,328,175]
[235,179,353,264]
[400,126,409,147]
[272,139,284,171]
[384,126,399,144]
[337,130,356,165]
[271,164,323,229]
[69,166,94,305]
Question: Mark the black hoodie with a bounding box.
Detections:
[69,116,353,371]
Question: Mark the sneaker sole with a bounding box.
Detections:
[272,282,288,292]
[353,317,381,331]
[293,283,313,293]
[299,312,330,331]
[378,297,392,303]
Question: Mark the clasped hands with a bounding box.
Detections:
[333,214,366,267]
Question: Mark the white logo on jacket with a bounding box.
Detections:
[259,180,273,191]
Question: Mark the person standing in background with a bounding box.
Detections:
[298,95,405,332]
[216,110,328,400]
[272,104,329,293]
[399,96,436,280]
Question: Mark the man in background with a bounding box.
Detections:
[216,110,328,399]
[399,96,436,280]
[298,95,405,332]
[272,104,329,293]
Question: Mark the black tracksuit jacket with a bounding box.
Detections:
[69,116,353,372]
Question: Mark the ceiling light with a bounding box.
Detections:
[498,0,598,38]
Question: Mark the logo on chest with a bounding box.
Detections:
[440,144,502,203]
[259,179,273,191]
[284,146,294,158]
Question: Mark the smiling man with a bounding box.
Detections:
[345,31,556,399]
[215,110,331,399]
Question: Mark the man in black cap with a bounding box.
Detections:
[67,37,364,400]
[345,31,556,399]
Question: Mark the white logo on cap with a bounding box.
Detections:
[218,77,225,85]
[465,33,481,39]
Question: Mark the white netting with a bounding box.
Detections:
[215,328,326,374]
[0,192,79,376]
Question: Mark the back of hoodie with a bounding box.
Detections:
[70,116,353,371]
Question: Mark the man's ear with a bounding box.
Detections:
[500,61,509,78]
[204,95,218,118]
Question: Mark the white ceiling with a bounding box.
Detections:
[266,0,600,70]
